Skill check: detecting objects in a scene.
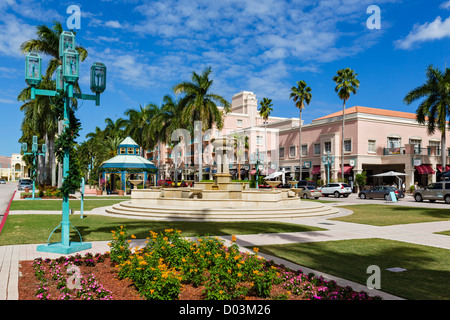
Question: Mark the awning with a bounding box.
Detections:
[311,165,321,175]
[415,164,435,174]
[338,165,353,175]
[437,165,450,172]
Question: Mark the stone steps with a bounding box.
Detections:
[105,201,339,220]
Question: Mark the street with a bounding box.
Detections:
[0,181,17,221]
[319,192,450,209]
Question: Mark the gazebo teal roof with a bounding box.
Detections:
[99,137,157,170]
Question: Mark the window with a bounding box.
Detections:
[301,144,308,156]
[314,143,320,155]
[120,147,126,154]
[324,141,331,153]
[279,147,285,158]
[236,119,243,127]
[388,137,401,148]
[256,136,263,146]
[344,139,352,153]
[368,140,376,153]
[289,145,296,157]
[430,140,441,155]
[127,147,134,154]
[409,139,421,154]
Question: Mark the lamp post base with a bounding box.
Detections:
[37,241,92,255]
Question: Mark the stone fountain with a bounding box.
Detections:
[106,136,338,220]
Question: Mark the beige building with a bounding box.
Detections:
[0,154,29,181]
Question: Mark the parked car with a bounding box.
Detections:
[296,180,318,188]
[18,179,33,190]
[0,179,6,184]
[298,186,322,199]
[413,182,450,204]
[157,179,173,187]
[358,186,404,200]
[320,183,352,198]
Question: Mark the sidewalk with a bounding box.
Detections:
[1,205,450,300]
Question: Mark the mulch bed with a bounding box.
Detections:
[18,256,305,300]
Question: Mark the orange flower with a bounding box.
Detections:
[131,234,136,239]
[231,235,237,242]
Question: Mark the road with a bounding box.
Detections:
[319,192,450,209]
[0,181,17,221]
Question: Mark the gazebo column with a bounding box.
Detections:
[102,172,106,194]
[121,171,126,191]
[144,172,147,189]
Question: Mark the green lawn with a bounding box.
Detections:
[333,204,450,226]
[0,214,325,246]
[9,199,126,211]
[258,238,450,300]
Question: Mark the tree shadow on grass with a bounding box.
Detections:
[258,238,450,300]
[388,206,450,221]
[70,215,321,242]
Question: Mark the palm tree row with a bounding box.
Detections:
[79,67,230,184]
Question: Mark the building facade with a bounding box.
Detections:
[144,91,450,189]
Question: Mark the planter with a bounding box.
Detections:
[24,188,30,193]
[96,190,102,196]
[118,190,124,196]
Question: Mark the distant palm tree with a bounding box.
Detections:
[289,81,312,181]
[258,98,273,169]
[332,68,360,180]
[404,65,450,172]
[173,66,230,181]
[124,103,160,156]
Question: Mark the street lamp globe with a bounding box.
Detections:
[59,31,76,58]
[56,65,64,91]
[25,52,42,87]
[90,62,106,94]
[63,49,79,84]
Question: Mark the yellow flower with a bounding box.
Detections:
[253,247,259,253]
[231,235,237,242]
[237,272,242,277]
[131,234,136,239]
[119,231,125,235]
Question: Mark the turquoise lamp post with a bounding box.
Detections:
[322,151,334,185]
[25,30,107,255]
[21,136,46,200]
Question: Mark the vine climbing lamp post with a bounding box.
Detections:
[25,31,107,254]
[21,135,47,200]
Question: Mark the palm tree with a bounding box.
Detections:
[332,68,360,180]
[173,66,230,181]
[103,117,127,140]
[404,65,450,172]
[289,81,312,181]
[258,97,273,170]
[124,104,160,156]
[18,76,59,185]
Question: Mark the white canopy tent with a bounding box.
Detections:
[264,168,290,185]
[372,171,406,188]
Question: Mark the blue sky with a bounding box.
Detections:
[1,0,450,156]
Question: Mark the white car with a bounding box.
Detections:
[0,179,6,184]
[320,183,352,198]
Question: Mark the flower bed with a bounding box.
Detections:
[18,227,382,300]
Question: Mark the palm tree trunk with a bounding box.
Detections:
[442,128,447,173]
[341,100,346,181]
[299,108,302,181]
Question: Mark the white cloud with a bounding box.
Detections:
[394,16,450,49]
[0,14,36,57]
[440,1,450,9]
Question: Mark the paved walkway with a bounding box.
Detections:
[1,201,450,300]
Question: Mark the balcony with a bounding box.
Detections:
[383,146,450,157]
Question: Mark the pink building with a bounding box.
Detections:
[146,92,450,189]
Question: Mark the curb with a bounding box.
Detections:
[0,190,16,236]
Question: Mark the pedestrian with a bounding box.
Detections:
[402,182,405,192]
[414,182,419,190]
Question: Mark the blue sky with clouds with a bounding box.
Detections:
[1,0,450,156]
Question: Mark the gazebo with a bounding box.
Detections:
[98,137,157,193]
